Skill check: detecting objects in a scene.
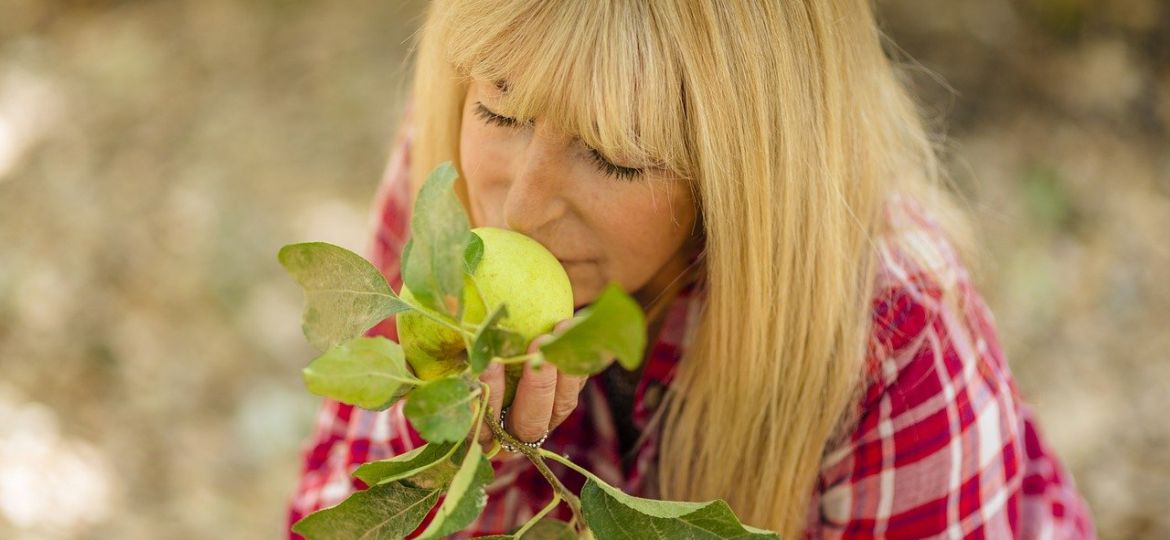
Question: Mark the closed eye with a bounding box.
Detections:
[473,102,528,129]
[585,146,644,181]
[473,101,644,181]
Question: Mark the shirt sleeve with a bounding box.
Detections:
[813,203,1094,539]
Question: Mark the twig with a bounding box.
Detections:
[539,450,607,486]
[481,400,585,531]
[512,492,561,537]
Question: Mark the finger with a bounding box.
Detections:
[526,320,570,358]
[477,362,505,448]
[549,372,585,429]
[507,355,559,443]
[527,333,553,354]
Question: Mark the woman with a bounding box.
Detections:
[288,1,1095,538]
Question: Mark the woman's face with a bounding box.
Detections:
[459,78,699,309]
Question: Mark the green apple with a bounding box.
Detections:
[397,227,574,407]
[395,275,485,380]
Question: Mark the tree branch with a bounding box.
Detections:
[481,400,585,532]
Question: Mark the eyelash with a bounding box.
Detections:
[473,102,644,181]
[474,102,527,129]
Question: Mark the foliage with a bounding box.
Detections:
[279,162,778,539]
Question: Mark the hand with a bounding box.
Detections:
[476,319,588,454]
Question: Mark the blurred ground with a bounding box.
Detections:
[0,1,1166,539]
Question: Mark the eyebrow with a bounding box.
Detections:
[493,79,509,94]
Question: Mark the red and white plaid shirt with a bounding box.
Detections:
[287,107,1095,539]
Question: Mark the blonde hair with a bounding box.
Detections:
[403,1,974,537]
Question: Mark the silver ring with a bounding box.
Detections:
[498,406,550,451]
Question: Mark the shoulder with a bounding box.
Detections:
[814,193,1030,534]
[828,191,1027,472]
[859,192,1016,416]
[810,193,1099,538]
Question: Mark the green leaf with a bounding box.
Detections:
[518,519,577,539]
[402,161,472,319]
[404,376,477,443]
[353,441,458,488]
[400,238,414,274]
[580,480,778,539]
[465,231,485,274]
[278,242,413,352]
[415,440,495,539]
[402,452,463,491]
[474,518,577,539]
[302,337,420,410]
[291,481,440,540]
[539,283,647,376]
[468,303,527,374]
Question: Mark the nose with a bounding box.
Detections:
[503,124,570,235]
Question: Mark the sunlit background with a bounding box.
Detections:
[0,1,1167,538]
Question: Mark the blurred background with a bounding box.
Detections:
[0,0,1166,538]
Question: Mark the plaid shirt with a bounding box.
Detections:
[287,109,1095,539]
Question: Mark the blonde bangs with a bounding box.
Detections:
[440,0,691,177]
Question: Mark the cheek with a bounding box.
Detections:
[459,113,489,177]
[458,118,504,227]
[609,219,671,271]
[598,186,696,281]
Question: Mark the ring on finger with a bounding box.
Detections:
[498,406,550,452]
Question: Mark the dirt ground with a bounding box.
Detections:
[0,1,1166,538]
